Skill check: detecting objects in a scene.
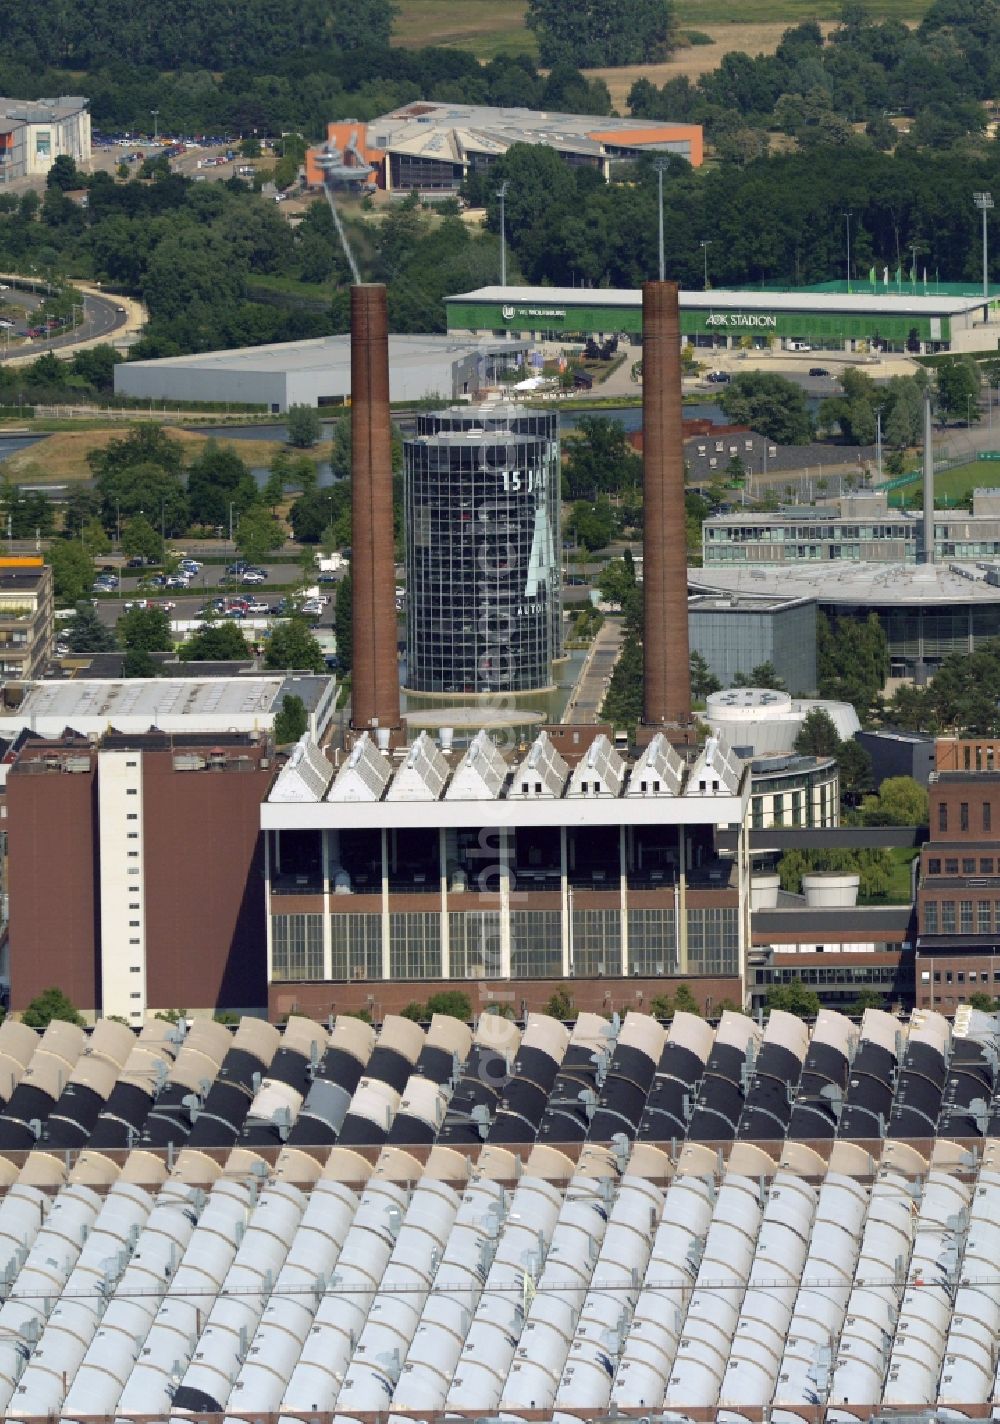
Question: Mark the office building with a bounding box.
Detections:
[689,592,816,694]
[0,559,53,680]
[404,402,562,694]
[305,106,703,193]
[5,732,274,1021]
[748,752,840,831]
[0,96,90,182]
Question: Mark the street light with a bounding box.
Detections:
[150,109,159,143]
[699,239,713,292]
[652,158,668,282]
[974,192,993,300]
[496,182,508,290]
[843,210,853,293]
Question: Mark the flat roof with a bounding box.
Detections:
[12,677,285,721]
[449,285,986,317]
[688,593,812,613]
[121,333,527,376]
[691,561,1000,607]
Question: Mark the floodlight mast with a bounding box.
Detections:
[974,192,994,300]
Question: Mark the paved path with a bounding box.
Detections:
[563,617,624,723]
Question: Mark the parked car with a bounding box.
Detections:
[706,370,731,384]
[242,570,265,584]
[809,366,831,377]
[126,556,145,568]
[164,574,191,589]
[244,598,269,613]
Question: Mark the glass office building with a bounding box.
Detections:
[404,403,561,694]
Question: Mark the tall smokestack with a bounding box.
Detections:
[350,284,402,736]
[642,281,691,730]
[922,389,935,564]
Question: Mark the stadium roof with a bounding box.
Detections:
[691,560,1000,607]
[449,284,987,315]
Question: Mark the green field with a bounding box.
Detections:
[890,458,1000,508]
[391,0,934,54]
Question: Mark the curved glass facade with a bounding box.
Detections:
[404,403,561,694]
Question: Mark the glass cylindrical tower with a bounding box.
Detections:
[404,402,561,694]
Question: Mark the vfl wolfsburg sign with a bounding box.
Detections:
[704,313,778,328]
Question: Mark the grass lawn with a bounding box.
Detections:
[859,845,918,905]
[890,458,1000,508]
[3,427,333,483]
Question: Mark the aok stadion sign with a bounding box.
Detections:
[704,313,778,328]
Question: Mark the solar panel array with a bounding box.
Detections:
[0,1007,997,1416]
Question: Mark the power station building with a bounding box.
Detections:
[404,403,562,694]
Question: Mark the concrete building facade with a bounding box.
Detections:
[5,732,274,1021]
[0,559,53,681]
[689,593,816,694]
[0,97,90,183]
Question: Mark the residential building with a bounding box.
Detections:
[5,732,275,1021]
[0,559,53,680]
[0,97,90,183]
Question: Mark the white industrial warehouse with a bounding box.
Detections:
[113,333,529,411]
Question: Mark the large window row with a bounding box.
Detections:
[272,913,324,982]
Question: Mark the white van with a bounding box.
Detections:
[786,339,812,352]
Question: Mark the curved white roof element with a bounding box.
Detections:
[0,1019,38,1102]
[713,1009,763,1057]
[566,734,625,798]
[520,1012,571,1065]
[386,730,449,801]
[611,1174,716,1409]
[684,734,743,797]
[510,729,569,799]
[662,1176,764,1409]
[773,1173,868,1406]
[719,1173,817,1407]
[172,1179,308,1412]
[760,1008,811,1063]
[827,1170,919,1410]
[6,1178,153,1416]
[554,1175,664,1412]
[446,729,508,800]
[811,1008,860,1061]
[393,1075,450,1134]
[858,1007,906,1058]
[226,1177,360,1413]
[941,1169,1000,1405]
[329,731,392,803]
[115,1177,253,1417]
[327,1179,460,1416]
[391,1175,541,1414]
[883,1170,972,1406]
[60,1178,207,1416]
[279,1178,412,1413]
[269,735,333,803]
[625,732,685,797]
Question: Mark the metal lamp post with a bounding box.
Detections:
[843,210,853,293]
[700,239,713,292]
[496,182,508,290]
[150,109,159,143]
[974,192,993,299]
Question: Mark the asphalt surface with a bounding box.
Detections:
[0,283,127,357]
[563,619,624,722]
[90,560,340,629]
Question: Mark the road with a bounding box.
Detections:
[563,618,624,722]
[89,560,340,630]
[0,279,128,360]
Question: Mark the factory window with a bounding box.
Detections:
[128,833,138,840]
[130,992,141,999]
[928,859,941,875]
[961,802,970,831]
[129,937,139,944]
[127,813,137,821]
[686,906,739,976]
[571,909,622,976]
[389,912,442,979]
[271,913,324,981]
[963,858,976,875]
[985,802,993,833]
[982,859,995,874]
[945,858,959,874]
[942,901,956,933]
[961,900,974,933]
[450,910,501,978]
[129,920,139,927]
[127,788,137,797]
[130,966,140,973]
[924,902,938,934]
[510,911,562,978]
[938,803,948,832]
[628,908,678,975]
[330,912,382,981]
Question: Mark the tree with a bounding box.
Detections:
[335,574,353,673]
[274,693,307,743]
[935,358,980,423]
[690,650,721,701]
[817,611,888,722]
[766,979,820,1019]
[117,605,172,652]
[122,647,160,678]
[567,498,614,552]
[264,618,325,673]
[861,775,929,826]
[186,441,258,528]
[66,602,116,653]
[121,514,163,563]
[80,517,111,559]
[564,417,641,500]
[544,987,577,1020]
[969,991,997,1012]
[527,0,676,66]
[849,987,886,1015]
[235,505,284,563]
[178,621,249,661]
[21,987,84,1028]
[286,404,321,448]
[837,739,873,801]
[289,487,350,544]
[719,372,815,445]
[794,708,841,756]
[46,155,79,191]
[47,540,96,606]
[733,661,785,690]
[673,983,701,1016]
[425,990,472,1020]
